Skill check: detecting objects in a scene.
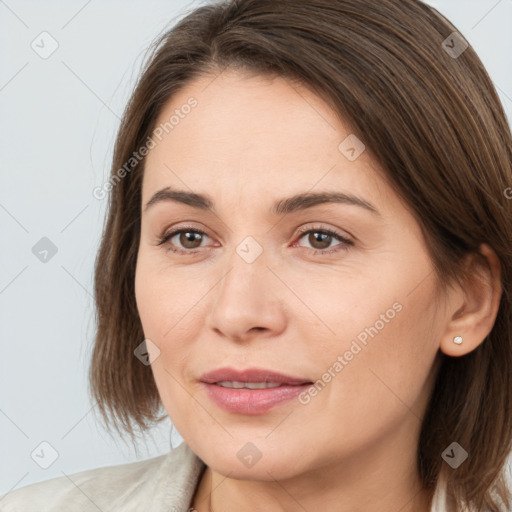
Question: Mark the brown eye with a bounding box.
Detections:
[295,227,353,254]
[157,227,211,253]
[177,231,203,249]
[306,231,333,250]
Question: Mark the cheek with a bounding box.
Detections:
[310,278,441,432]
[134,280,197,438]
[298,254,441,417]
[135,250,203,341]
[134,252,208,415]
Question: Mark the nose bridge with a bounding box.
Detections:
[205,232,286,339]
[217,234,270,306]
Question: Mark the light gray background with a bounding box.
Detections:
[1,0,511,495]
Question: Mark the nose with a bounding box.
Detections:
[204,246,287,343]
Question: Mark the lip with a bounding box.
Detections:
[200,367,313,415]
[200,367,310,385]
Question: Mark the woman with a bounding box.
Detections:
[2,0,511,510]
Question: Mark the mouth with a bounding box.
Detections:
[200,367,311,385]
[215,381,284,389]
[200,367,313,415]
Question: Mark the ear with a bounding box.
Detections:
[439,243,502,357]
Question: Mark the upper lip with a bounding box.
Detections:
[200,367,312,385]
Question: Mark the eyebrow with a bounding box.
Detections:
[143,187,380,216]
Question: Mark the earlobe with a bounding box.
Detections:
[439,243,502,358]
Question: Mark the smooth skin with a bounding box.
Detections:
[134,69,502,512]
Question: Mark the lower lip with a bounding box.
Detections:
[201,382,311,415]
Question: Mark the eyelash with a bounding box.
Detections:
[156,225,353,256]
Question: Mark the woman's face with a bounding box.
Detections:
[135,69,447,480]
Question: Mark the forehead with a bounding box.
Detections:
[152,70,343,153]
[142,69,391,210]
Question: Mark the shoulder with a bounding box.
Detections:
[0,442,205,512]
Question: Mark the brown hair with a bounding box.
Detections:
[89,0,512,509]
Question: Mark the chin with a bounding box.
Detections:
[195,437,312,481]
